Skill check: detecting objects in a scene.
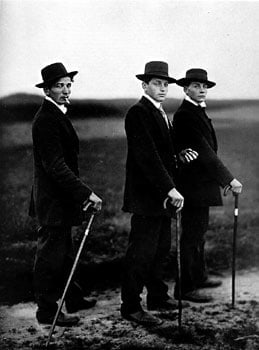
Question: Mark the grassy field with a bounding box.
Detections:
[1,101,259,304]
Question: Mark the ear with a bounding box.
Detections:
[43,87,50,96]
[183,86,188,93]
[142,81,147,90]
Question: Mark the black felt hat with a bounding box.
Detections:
[36,62,78,88]
[136,61,176,84]
[176,68,216,88]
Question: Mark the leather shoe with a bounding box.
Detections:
[66,297,97,313]
[37,311,79,327]
[121,310,163,326]
[197,278,222,289]
[147,297,189,311]
[175,290,213,303]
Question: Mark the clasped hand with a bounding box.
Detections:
[179,148,198,164]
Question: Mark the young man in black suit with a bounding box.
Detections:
[121,61,197,326]
[30,62,102,326]
[173,68,242,303]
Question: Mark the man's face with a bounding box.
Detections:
[44,76,72,105]
[184,81,208,103]
[142,78,169,102]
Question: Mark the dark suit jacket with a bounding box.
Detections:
[29,99,92,226]
[173,100,233,207]
[122,96,177,216]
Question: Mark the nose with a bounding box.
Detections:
[160,83,167,91]
[63,85,70,94]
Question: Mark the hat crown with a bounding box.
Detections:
[41,62,68,82]
[185,68,208,81]
[144,61,169,77]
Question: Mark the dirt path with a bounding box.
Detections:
[0,269,258,349]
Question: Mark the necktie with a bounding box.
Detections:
[159,105,170,128]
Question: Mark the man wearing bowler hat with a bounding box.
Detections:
[120,61,197,326]
[29,62,102,326]
[173,68,242,303]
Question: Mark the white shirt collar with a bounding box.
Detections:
[143,93,161,109]
[45,96,68,114]
[185,95,206,108]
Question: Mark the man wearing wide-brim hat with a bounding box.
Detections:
[173,68,242,303]
[120,61,198,326]
[29,62,102,326]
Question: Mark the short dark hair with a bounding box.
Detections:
[142,76,170,84]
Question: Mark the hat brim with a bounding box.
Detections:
[35,71,78,88]
[136,74,176,84]
[176,78,216,88]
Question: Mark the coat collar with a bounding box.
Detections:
[42,98,67,117]
[184,95,206,108]
[143,93,161,109]
[181,99,211,122]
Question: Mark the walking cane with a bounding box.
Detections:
[224,187,239,308]
[176,210,182,330]
[46,204,96,348]
[165,199,182,330]
[231,193,239,308]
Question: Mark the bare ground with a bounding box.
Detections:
[0,269,258,350]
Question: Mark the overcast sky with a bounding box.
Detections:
[1,0,259,99]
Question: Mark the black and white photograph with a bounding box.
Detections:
[0,0,258,348]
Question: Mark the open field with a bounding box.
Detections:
[1,100,259,349]
[0,102,259,306]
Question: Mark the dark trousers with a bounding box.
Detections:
[175,205,209,295]
[121,214,171,314]
[33,226,84,317]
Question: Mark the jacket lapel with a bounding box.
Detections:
[140,97,172,142]
[42,100,79,152]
